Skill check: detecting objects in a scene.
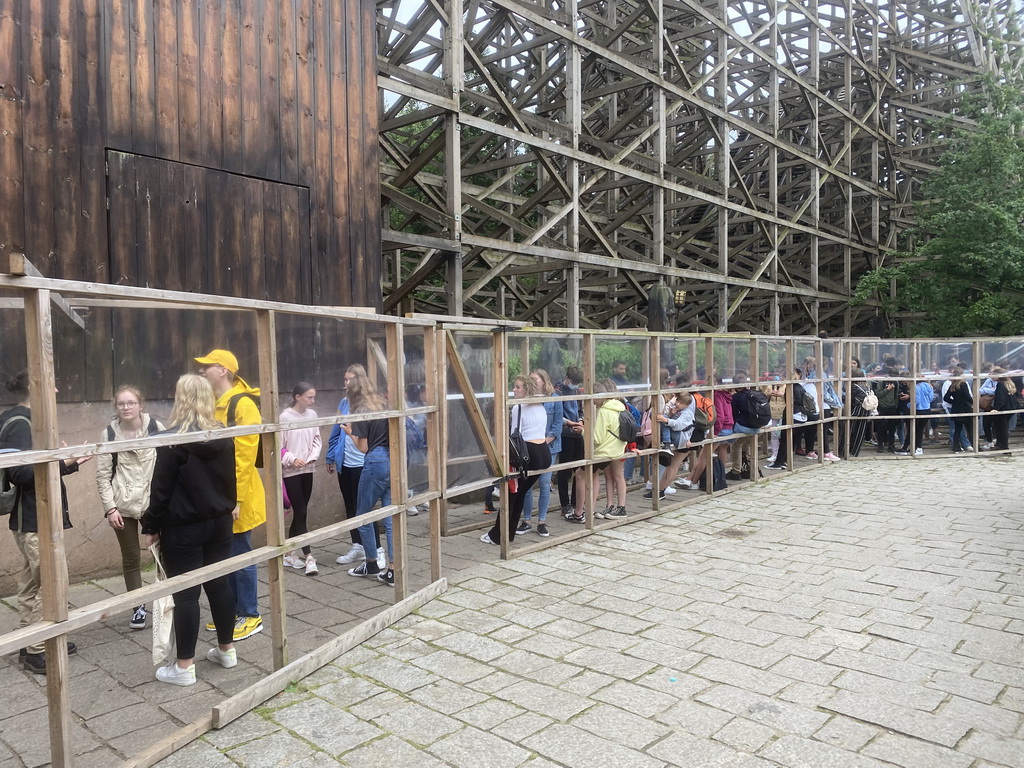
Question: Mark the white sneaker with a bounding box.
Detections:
[675,478,693,489]
[407,505,420,516]
[914,448,923,456]
[336,544,365,565]
[207,647,237,669]
[156,662,196,686]
[376,547,386,570]
[282,552,305,569]
[664,486,677,494]
[766,454,777,464]
[304,555,319,576]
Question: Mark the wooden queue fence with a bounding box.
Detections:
[1,256,1022,766]
[0,257,446,768]
[428,322,1024,554]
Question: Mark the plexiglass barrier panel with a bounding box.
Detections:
[758,338,789,381]
[445,330,496,499]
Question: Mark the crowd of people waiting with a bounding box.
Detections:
[483,353,1022,538]
[1,347,1019,681]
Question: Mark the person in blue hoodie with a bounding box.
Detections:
[897,379,936,455]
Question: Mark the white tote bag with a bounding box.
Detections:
[150,543,176,665]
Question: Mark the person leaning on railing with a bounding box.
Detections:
[1,370,90,675]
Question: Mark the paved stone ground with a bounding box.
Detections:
[2,455,1022,767]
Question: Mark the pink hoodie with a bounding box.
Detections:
[714,389,734,433]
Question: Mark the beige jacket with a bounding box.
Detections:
[95,415,164,519]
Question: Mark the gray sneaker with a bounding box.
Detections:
[606,506,627,518]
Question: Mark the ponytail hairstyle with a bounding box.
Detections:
[290,381,314,407]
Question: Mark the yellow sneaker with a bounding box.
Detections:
[233,616,263,641]
[205,621,217,631]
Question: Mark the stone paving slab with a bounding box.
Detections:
[1,455,1023,767]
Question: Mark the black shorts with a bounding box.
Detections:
[688,428,706,449]
[592,460,612,471]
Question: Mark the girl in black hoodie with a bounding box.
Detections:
[142,374,237,686]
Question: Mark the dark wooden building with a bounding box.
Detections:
[0,0,380,400]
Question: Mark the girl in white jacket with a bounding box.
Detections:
[96,386,164,630]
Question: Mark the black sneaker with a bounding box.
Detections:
[348,562,379,577]
[515,521,531,535]
[536,523,550,537]
[566,512,585,524]
[606,506,627,518]
[129,605,148,630]
[376,569,395,587]
[643,489,666,499]
[562,505,576,520]
[725,471,744,481]
[23,652,46,675]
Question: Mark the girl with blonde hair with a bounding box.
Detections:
[482,375,552,542]
[519,368,563,536]
[343,372,396,585]
[142,374,238,686]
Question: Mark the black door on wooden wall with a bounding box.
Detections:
[105,151,314,399]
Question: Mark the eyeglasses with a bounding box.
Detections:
[116,401,139,409]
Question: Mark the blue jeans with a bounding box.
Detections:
[622,454,636,481]
[523,452,557,523]
[356,448,393,565]
[947,417,972,449]
[230,531,259,619]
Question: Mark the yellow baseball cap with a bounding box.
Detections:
[194,349,239,374]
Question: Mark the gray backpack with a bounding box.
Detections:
[0,415,30,516]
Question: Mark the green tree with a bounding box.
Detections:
[853,75,1024,336]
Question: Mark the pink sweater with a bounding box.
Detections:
[714,390,734,433]
[280,407,323,477]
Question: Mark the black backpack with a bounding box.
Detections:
[744,390,772,427]
[614,408,638,443]
[792,383,818,416]
[227,393,264,468]
[698,456,728,491]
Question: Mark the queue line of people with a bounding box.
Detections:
[0,349,410,684]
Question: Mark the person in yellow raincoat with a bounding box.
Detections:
[196,349,266,641]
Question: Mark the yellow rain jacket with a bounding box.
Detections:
[214,377,266,534]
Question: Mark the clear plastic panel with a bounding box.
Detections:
[758,337,789,382]
[445,330,495,495]
[591,334,651,398]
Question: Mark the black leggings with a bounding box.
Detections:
[796,413,829,454]
[284,474,314,556]
[557,436,583,508]
[337,464,378,547]
[160,515,235,660]
[992,413,1010,450]
[489,442,551,543]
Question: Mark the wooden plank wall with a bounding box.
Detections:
[0,0,380,402]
